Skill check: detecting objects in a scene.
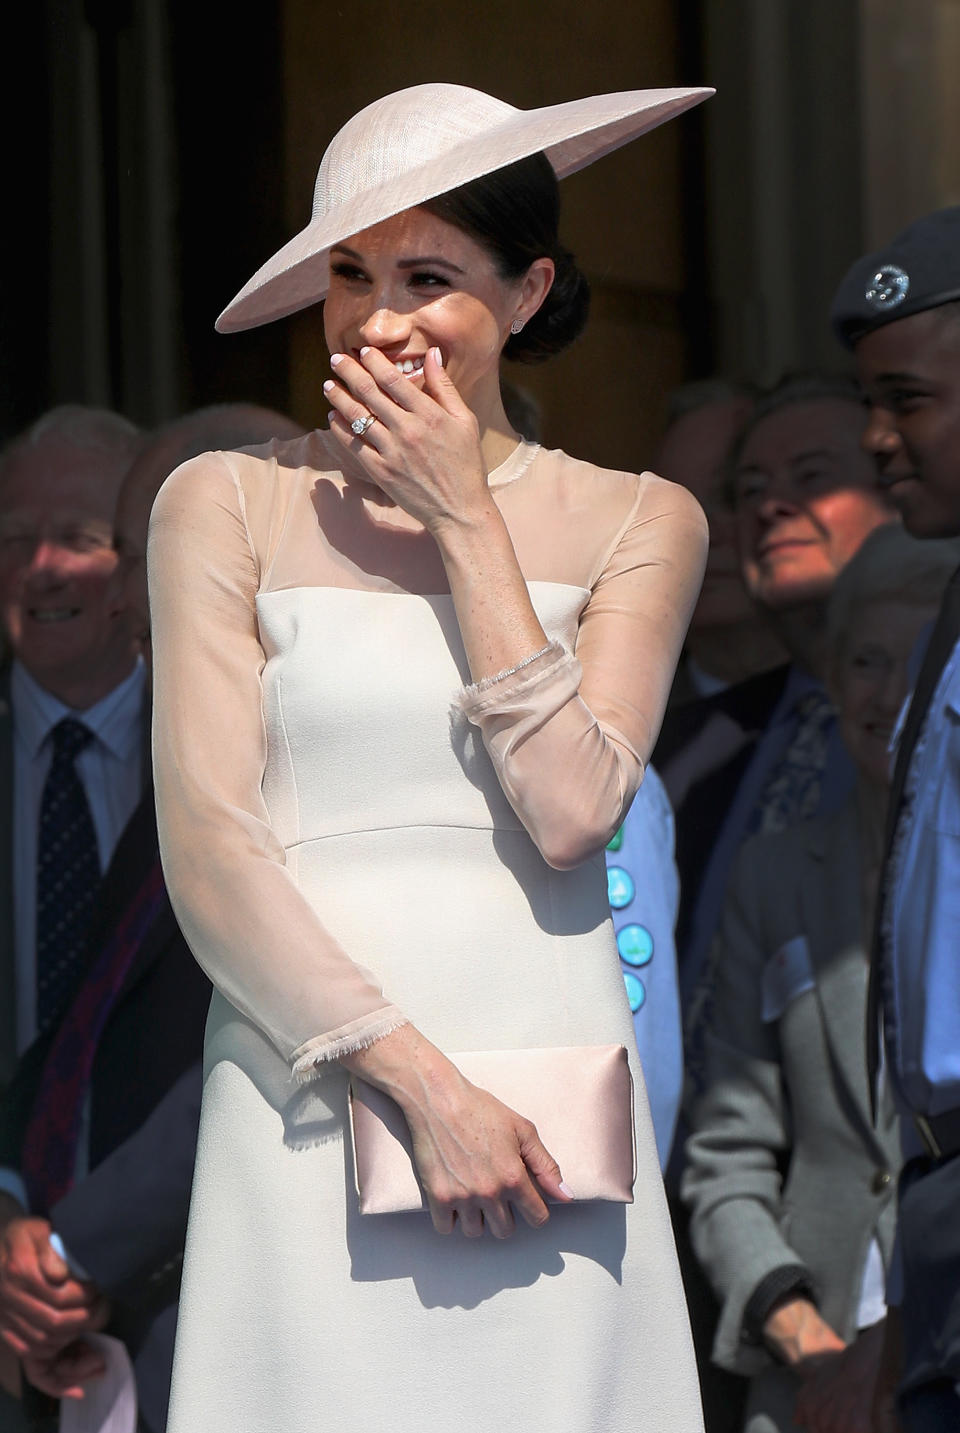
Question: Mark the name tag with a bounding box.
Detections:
[761,936,815,1022]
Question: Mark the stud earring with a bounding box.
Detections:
[510,318,525,335]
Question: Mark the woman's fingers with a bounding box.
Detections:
[420,345,471,417]
[325,350,421,425]
[457,1207,485,1240]
[516,1119,573,1205]
[479,1198,516,1241]
[426,1198,454,1237]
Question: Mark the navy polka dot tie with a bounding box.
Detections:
[35,717,100,1033]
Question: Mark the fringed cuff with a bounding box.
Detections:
[456,640,579,720]
[291,1009,410,1083]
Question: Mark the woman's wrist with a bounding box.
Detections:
[341,1024,460,1119]
[427,488,504,548]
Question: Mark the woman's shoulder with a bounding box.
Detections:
[152,429,343,533]
[535,445,705,517]
[529,447,708,563]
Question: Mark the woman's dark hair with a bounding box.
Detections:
[421,152,589,363]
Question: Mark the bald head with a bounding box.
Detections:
[116,403,306,657]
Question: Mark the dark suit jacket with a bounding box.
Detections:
[0,663,153,1091]
[0,790,211,1433]
[0,669,16,1089]
[654,664,791,982]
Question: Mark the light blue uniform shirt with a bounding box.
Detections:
[606,764,683,1169]
[883,638,960,1117]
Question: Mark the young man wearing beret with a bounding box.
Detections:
[831,205,960,1433]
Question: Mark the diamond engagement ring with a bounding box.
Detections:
[350,414,376,438]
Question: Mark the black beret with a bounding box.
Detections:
[830,206,960,349]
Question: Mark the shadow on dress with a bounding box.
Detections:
[344,1153,628,1310]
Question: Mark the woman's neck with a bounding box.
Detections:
[476,389,522,473]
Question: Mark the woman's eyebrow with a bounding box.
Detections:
[329,243,464,276]
[396,256,465,274]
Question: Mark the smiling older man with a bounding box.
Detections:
[0,406,144,1090]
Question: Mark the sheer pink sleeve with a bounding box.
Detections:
[459,475,707,869]
[148,455,408,1077]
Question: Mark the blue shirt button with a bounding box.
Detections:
[607,866,635,909]
[618,924,654,967]
[624,972,646,1012]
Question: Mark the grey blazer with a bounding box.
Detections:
[681,797,900,1384]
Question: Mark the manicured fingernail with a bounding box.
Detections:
[360,346,371,357]
[322,380,335,393]
[559,1182,575,1199]
[432,346,444,367]
[330,353,344,366]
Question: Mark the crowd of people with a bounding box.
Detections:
[0,77,958,1433]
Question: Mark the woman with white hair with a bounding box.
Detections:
[147,82,714,1431]
[682,522,960,1433]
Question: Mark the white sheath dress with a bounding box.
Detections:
[148,431,707,1433]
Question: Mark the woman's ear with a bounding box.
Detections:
[516,257,555,326]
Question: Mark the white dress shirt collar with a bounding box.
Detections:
[11,658,146,762]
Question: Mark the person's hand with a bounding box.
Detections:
[344,1025,573,1238]
[793,1317,886,1432]
[0,1217,109,1359]
[763,1297,846,1365]
[324,346,492,534]
[22,1339,107,1401]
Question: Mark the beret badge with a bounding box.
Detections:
[865,265,910,311]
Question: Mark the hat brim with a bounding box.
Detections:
[216,86,713,334]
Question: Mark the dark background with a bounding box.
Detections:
[3,0,955,466]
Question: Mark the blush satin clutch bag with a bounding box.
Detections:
[347,1043,636,1215]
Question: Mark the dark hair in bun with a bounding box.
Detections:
[421,152,590,363]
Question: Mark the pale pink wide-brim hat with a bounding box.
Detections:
[216,81,713,333]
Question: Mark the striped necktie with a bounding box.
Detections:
[35,717,100,1033]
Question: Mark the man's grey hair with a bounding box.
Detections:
[0,404,142,486]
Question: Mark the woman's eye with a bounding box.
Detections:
[409,271,450,289]
[329,262,367,283]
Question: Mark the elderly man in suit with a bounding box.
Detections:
[0,407,145,1092]
[682,525,958,1433]
[0,404,304,1433]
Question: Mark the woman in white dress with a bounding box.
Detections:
[149,82,711,1432]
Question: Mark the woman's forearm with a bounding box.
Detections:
[431,497,550,683]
